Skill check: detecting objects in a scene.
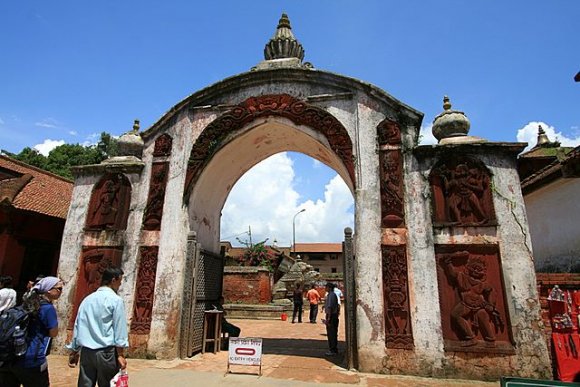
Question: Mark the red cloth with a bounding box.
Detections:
[552,333,580,382]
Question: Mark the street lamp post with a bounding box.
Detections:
[292,209,306,256]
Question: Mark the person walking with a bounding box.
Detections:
[0,276,64,387]
[67,267,129,387]
[306,286,321,323]
[291,283,303,323]
[324,282,339,356]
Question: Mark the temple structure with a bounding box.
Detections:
[54,14,550,380]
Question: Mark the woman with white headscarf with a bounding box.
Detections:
[0,276,17,312]
[0,276,64,387]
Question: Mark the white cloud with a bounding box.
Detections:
[34,139,65,156]
[517,121,580,152]
[35,118,60,129]
[221,152,354,247]
[312,159,321,168]
[418,124,437,145]
[69,130,78,136]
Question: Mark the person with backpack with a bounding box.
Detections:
[0,276,63,387]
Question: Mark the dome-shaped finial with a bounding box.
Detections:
[432,95,471,142]
[264,13,304,61]
[132,119,140,133]
[536,124,550,146]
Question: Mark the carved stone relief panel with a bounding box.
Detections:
[143,162,169,231]
[130,246,159,334]
[69,246,123,328]
[153,134,173,157]
[382,245,414,349]
[377,117,402,146]
[85,173,132,231]
[379,150,405,228]
[430,156,495,227]
[435,244,513,353]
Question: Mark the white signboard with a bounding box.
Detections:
[228,337,263,367]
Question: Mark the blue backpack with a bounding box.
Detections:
[0,306,30,365]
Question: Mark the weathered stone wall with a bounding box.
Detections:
[222,266,272,304]
[55,67,550,380]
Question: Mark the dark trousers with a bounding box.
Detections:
[0,362,50,387]
[78,346,118,387]
[292,302,303,323]
[222,319,241,337]
[326,313,339,353]
[309,303,318,323]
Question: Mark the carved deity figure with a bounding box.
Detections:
[90,179,120,228]
[445,163,486,224]
[441,252,503,346]
[83,253,111,293]
[144,165,167,229]
[380,152,404,226]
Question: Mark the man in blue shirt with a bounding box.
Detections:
[67,267,129,387]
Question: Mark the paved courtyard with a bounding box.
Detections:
[48,312,497,386]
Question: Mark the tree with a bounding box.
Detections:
[8,132,118,180]
[235,240,281,271]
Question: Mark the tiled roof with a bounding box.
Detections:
[521,145,580,195]
[0,155,73,219]
[294,243,342,253]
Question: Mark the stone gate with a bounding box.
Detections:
[54,14,550,380]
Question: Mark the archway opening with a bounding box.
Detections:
[185,116,356,363]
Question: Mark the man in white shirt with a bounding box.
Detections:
[67,267,129,387]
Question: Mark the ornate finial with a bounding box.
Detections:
[432,95,471,142]
[264,13,304,61]
[278,13,291,29]
[132,119,140,133]
[443,95,452,111]
[536,124,550,146]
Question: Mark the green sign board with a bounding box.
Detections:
[501,377,577,386]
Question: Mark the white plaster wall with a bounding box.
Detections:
[524,178,580,271]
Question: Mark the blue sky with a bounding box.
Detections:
[1,2,578,246]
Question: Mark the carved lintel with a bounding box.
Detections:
[184,94,355,198]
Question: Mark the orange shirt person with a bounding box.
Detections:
[306,287,322,323]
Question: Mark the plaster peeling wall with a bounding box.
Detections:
[147,110,192,357]
[54,171,145,352]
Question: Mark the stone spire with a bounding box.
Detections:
[536,125,550,146]
[264,13,304,61]
[254,13,312,70]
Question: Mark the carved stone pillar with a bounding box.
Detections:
[377,117,414,349]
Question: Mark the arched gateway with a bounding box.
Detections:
[55,14,550,380]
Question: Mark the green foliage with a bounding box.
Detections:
[235,240,280,271]
[9,132,117,179]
